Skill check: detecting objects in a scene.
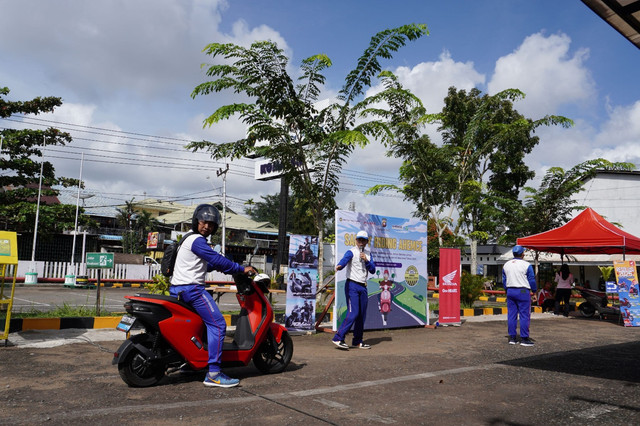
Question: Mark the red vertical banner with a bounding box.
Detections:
[439,248,461,324]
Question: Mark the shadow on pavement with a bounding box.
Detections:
[499,341,640,383]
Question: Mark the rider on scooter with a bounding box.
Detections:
[170,204,256,388]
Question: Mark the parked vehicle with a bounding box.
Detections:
[112,273,293,387]
[576,286,620,319]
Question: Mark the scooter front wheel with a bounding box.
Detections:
[579,302,596,318]
[118,334,166,387]
[253,330,293,374]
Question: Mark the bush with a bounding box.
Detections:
[147,274,170,295]
[460,272,485,308]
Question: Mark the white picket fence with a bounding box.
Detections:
[11,261,236,283]
[14,261,160,281]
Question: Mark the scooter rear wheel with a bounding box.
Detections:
[579,302,596,318]
[118,334,166,387]
[253,330,293,374]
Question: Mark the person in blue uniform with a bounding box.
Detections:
[502,245,537,346]
[332,230,376,350]
[170,204,256,387]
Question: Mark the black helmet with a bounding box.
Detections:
[192,204,221,233]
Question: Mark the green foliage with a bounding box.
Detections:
[375,84,573,272]
[147,274,171,295]
[0,86,90,234]
[460,272,485,307]
[598,265,614,282]
[189,25,428,284]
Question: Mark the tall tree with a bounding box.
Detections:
[187,24,428,282]
[0,86,84,235]
[428,87,573,273]
[364,72,458,248]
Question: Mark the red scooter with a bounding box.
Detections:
[112,273,293,387]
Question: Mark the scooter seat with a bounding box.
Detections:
[133,293,197,313]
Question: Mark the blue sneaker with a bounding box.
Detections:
[203,372,240,388]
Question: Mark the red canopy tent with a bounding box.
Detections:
[517,208,640,257]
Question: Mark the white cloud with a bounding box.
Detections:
[394,50,485,113]
[488,32,595,118]
[590,101,640,165]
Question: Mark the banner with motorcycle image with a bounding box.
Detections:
[284,234,318,331]
[613,260,640,327]
[334,210,429,331]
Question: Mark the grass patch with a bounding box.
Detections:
[1,303,119,319]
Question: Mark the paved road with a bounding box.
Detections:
[6,284,287,314]
[2,313,640,425]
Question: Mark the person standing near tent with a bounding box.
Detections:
[502,245,537,346]
[554,264,574,317]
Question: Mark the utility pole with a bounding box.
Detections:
[71,153,84,273]
[217,163,229,255]
[31,135,45,271]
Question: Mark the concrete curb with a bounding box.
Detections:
[4,312,328,333]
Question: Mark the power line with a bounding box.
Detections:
[2,116,402,182]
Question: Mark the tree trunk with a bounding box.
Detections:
[317,225,324,289]
[470,238,478,275]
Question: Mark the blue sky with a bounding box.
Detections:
[1,0,639,221]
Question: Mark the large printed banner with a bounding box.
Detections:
[438,248,461,324]
[334,210,429,331]
[613,260,640,327]
[284,235,318,331]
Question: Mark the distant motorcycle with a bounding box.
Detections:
[576,286,620,319]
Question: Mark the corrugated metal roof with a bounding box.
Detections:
[56,189,119,218]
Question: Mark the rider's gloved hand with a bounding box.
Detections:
[244,266,258,275]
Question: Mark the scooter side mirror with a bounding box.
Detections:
[233,273,254,295]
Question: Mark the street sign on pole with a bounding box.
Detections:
[86,253,114,269]
[85,252,113,316]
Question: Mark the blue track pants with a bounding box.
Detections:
[333,280,369,346]
[170,284,226,373]
[506,287,532,339]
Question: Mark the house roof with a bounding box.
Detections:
[55,189,119,218]
[582,0,640,49]
[517,207,640,255]
[156,203,277,233]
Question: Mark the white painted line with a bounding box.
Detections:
[13,297,52,307]
[574,405,618,419]
[10,362,507,423]
[313,398,350,409]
